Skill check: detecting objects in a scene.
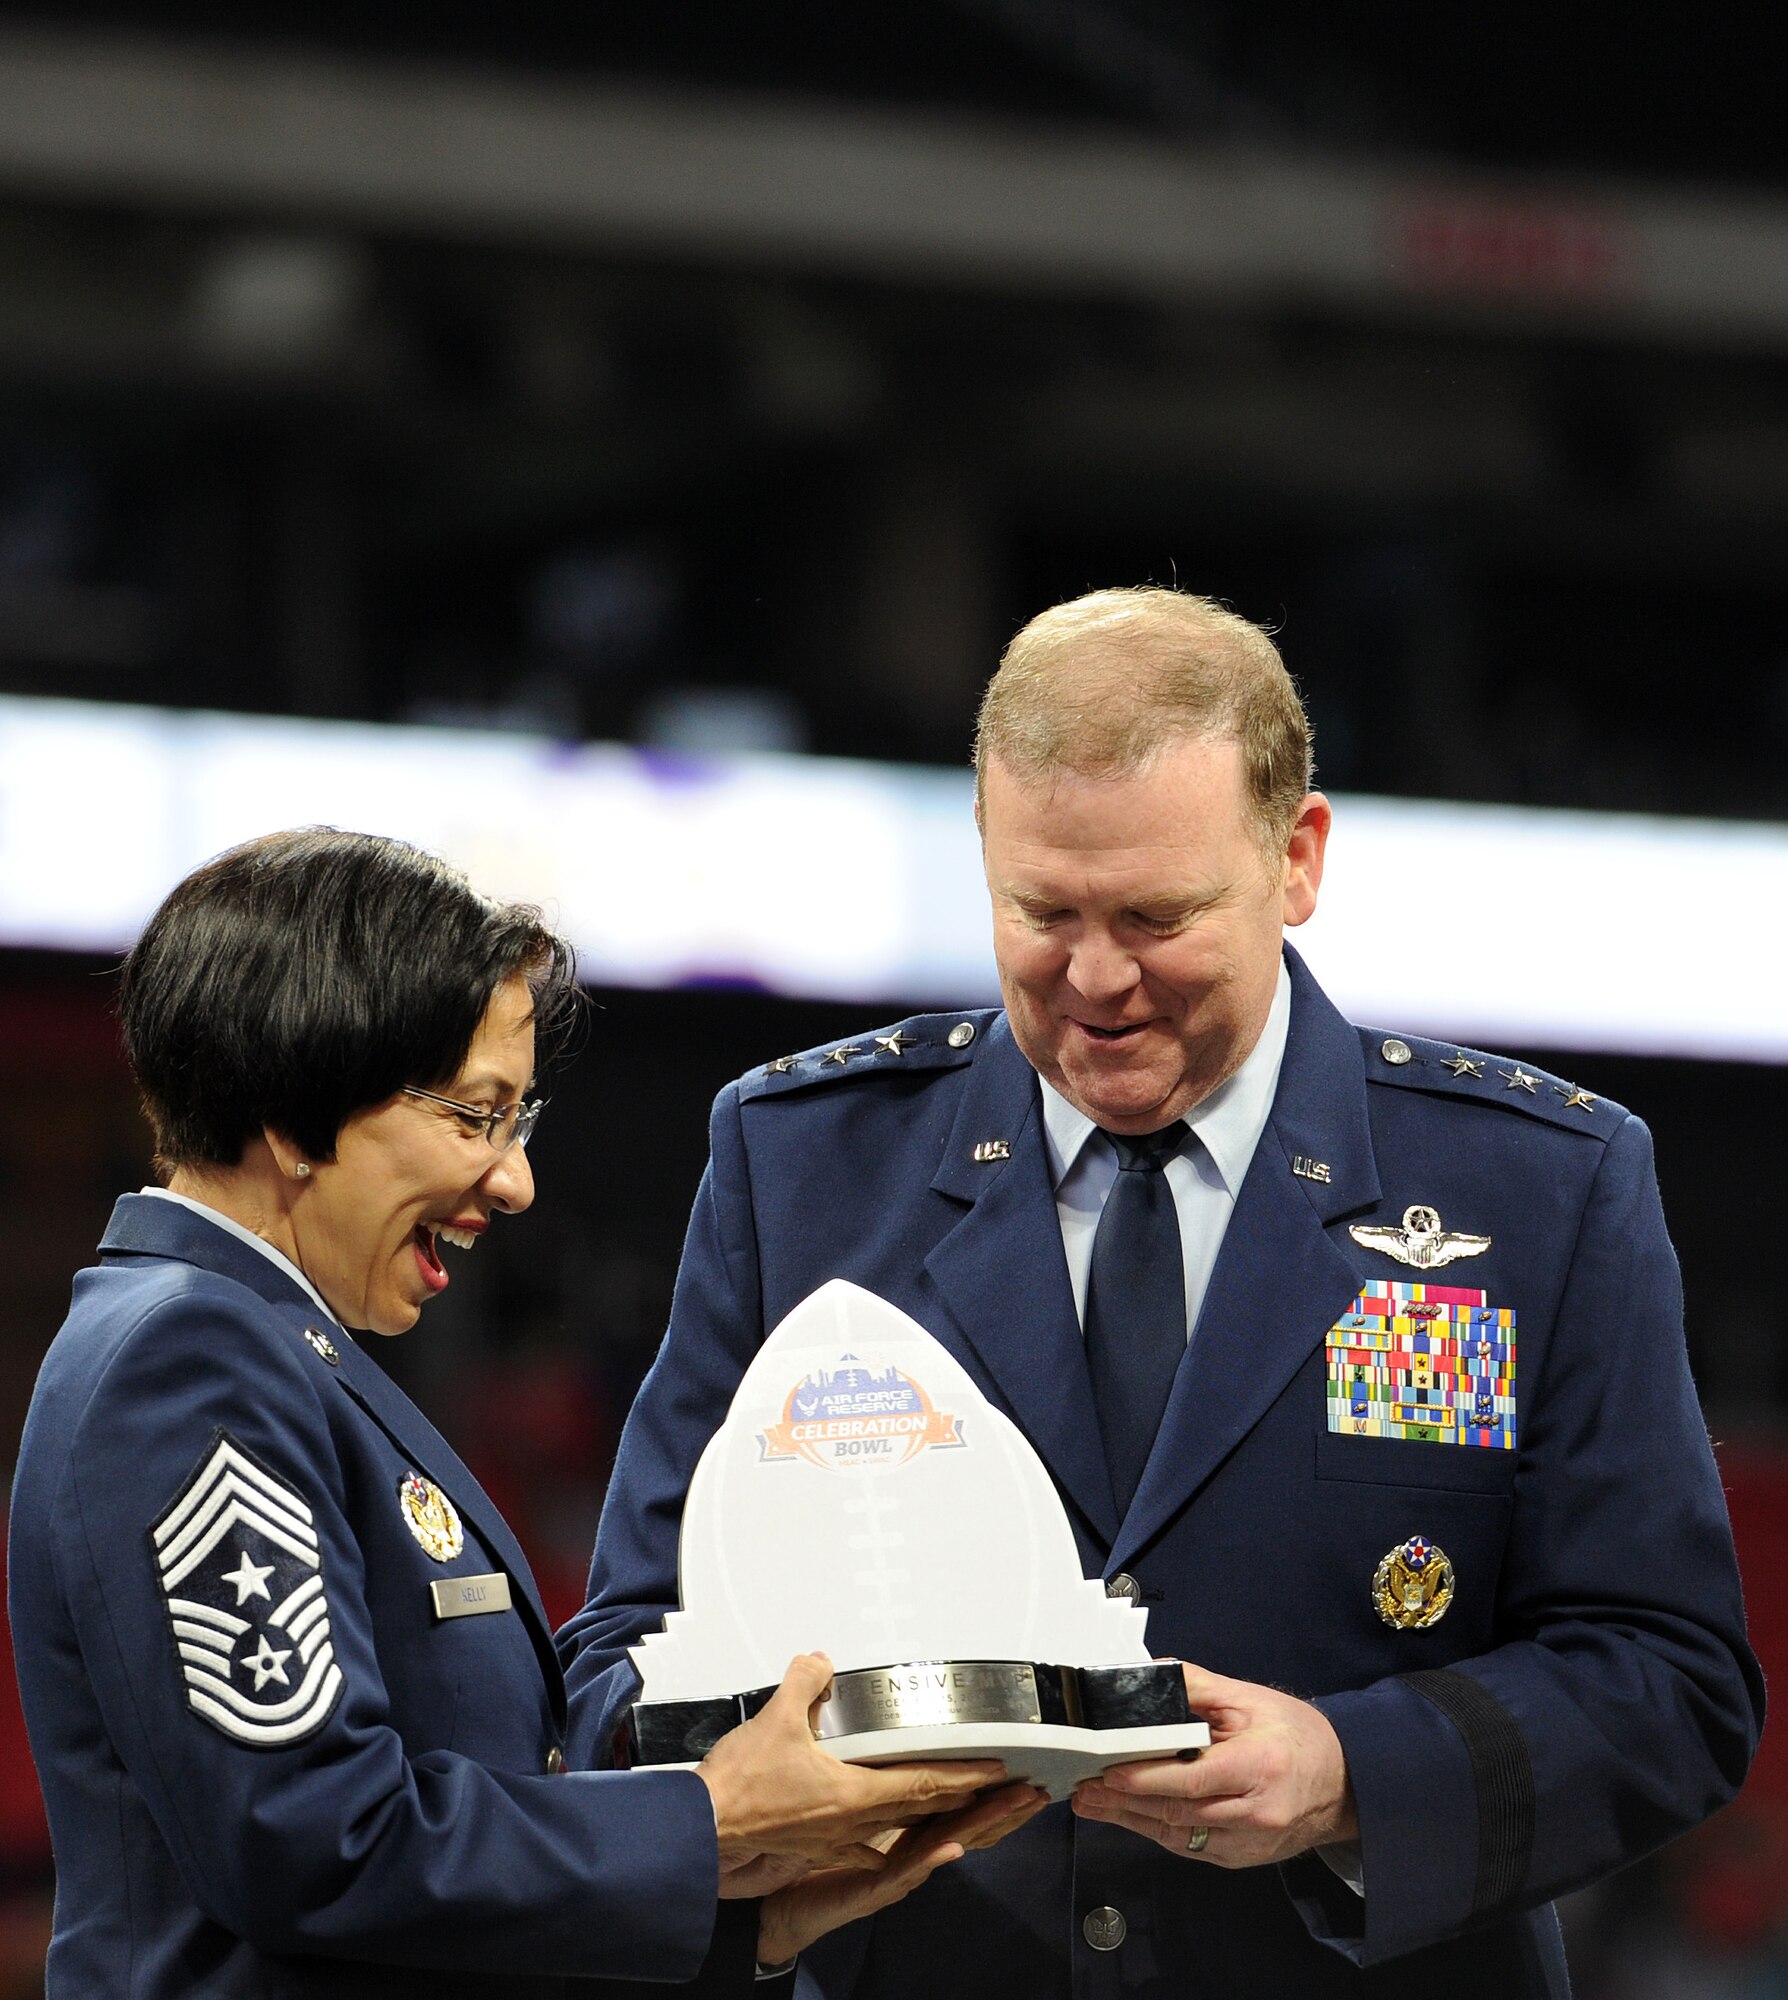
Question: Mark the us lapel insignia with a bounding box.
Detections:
[398,1471,464,1562]
[1373,1536,1455,1630]
[302,1326,340,1366]
[972,1139,1011,1163]
[1350,1204,1490,1269]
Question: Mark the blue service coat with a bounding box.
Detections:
[561,949,1762,1999]
[8,1194,754,1998]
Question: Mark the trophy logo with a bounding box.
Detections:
[758,1354,964,1473]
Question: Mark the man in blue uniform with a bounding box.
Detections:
[564,587,1762,1997]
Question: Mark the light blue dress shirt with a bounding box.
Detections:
[1038,960,1292,1341]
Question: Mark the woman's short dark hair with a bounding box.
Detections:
[120,829,579,1169]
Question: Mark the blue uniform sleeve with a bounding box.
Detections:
[561,1086,764,1768]
[52,1280,729,1983]
[1289,1111,1763,1963]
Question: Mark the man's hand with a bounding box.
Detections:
[757,1783,1049,1966]
[1071,1661,1356,1869]
[699,1653,1011,1886]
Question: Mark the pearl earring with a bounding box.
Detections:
[295,1163,311,1178]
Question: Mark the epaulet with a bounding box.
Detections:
[1357,1026,1627,1136]
[738,1009,998,1101]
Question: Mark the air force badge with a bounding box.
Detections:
[151,1432,343,1748]
[398,1472,464,1561]
[1350,1204,1491,1270]
[1373,1536,1456,1630]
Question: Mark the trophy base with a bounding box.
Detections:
[623,1658,1210,1800]
[821,1717,1210,1801]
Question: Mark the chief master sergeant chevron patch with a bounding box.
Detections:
[150,1431,344,1748]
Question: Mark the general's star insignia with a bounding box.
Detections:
[875,1031,916,1056]
[1556,1083,1596,1112]
[765,1056,800,1075]
[1499,1067,1540,1093]
[1349,1204,1491,1270]
[821,1046,859,1067]
[152,1432,343,1747]
[1441,1055,1485,1079]
[222,1550,275,1605]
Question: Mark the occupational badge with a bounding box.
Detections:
[1372,1535,1455,1630]
[151,1431,344,1747]
[398,1471,463,1561]
[1349,1204,1490,1270]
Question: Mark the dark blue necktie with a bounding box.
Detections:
[1084,1121,1190,1516]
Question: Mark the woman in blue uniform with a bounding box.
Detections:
[8,829,1030,1997]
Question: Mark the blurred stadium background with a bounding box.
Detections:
[1,7,1785,1994]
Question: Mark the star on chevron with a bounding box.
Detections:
[1499,1067,1540,1094]
[1441,1054,1485,1079]
[821,1046,859,1067]
[875,1031,916,1056]
[222,1550,275,1605]
[764,1056,800,1075]
[1556,1083,1596,1112]
[242,1632,293,1692]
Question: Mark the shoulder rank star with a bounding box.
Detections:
[821,1045,859,1067]
[1499,1066,1540,1093]
[1350,1204,1491,1270]
[1441,1054,1485,1079]
[874,1030,916,1057]
[764,1055,800,1075]
[1555,1083,1596,1112]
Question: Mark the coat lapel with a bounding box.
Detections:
[923,1019,1120,1550]
[324,1339,567,1727]
[1114,952,1382,1566]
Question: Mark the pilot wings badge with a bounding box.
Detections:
[1349,1204,1490,1270]
[151,1431,344,1748]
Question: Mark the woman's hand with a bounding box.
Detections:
[756,1782,1049,1966]
[699,1653,1011,1881]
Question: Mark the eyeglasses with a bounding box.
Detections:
[401,1085,546,1153]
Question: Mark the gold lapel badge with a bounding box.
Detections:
[1350,1204,1490,1269]
[399,1471,464,1562]
[972,1139,1011,1163]
[1373,1535,1455,1630]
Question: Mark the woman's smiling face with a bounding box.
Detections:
[286,975,538,1335]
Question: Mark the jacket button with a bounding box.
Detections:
[545,1746,566,1774]
[1083,1906,1126,1951]
[1106,1573,1140,1603]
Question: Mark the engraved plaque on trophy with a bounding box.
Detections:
[623,1280,1209,1797]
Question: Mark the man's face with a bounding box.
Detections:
[980,736,1329,1134]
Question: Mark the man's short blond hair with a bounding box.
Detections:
[973,587,1314,852]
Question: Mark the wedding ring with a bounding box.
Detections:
[1184,1824,1210,1853]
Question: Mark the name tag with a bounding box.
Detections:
[430,1573,513,1621]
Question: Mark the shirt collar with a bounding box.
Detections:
[138,1186,343,1328]
[1037,957,1292,1197]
